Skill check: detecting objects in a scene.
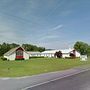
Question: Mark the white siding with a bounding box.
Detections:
[76,51,81,57]
[41,53,54,57]
[4,55,9,60]
[4,51,29,60]
[4,52,16,60]
[23,52,29,60]
[27,52,41,57]
[62,53,70,58]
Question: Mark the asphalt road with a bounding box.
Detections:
[0,67,90,90]
[27,70,90,90]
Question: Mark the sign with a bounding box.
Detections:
[80,55,87,61]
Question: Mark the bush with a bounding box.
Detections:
[0,57,7,61]
[30,56,44,58]
[65,57,74,59]
[15,58,24,60]
[54,51,62,58]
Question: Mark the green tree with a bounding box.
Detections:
[54,51,62,58]
[38,47,45,52]
[87,46,90,56]
[0,43,10,56]
[22,44,45,52]
[74,41,88,55]
[9,43,19,48]
[0,42,19,56]
[0,42,45,56]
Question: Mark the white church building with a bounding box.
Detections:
[4,46,29,60]
[4,47,80,60]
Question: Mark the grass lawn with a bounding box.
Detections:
[0,57,90,77]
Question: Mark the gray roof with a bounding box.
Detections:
[42,49,75,54]
[4,46,25,56]
[27,51,41,54]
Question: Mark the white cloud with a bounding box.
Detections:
[51,24,63,31]
[37,24,63,41]
[40,35,59,40]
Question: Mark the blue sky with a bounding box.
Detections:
[0,0,90,49]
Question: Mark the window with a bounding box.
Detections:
[16,50,23,56]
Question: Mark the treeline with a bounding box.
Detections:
[74,41,90,56]
[0,42,45,56]
[22,44,45,52]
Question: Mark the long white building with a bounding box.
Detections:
[27,48,80,58]
[41,48,80,58]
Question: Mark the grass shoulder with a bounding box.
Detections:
[0,57,90,77]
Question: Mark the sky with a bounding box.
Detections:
[0,0,90,49]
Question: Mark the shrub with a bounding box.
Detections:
[30,56,44,58]
[15,58,24,60]
[1,57,7,61]
[54,51,62,58]
[65,57,74,59]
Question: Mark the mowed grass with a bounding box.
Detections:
[0,57,90,77]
